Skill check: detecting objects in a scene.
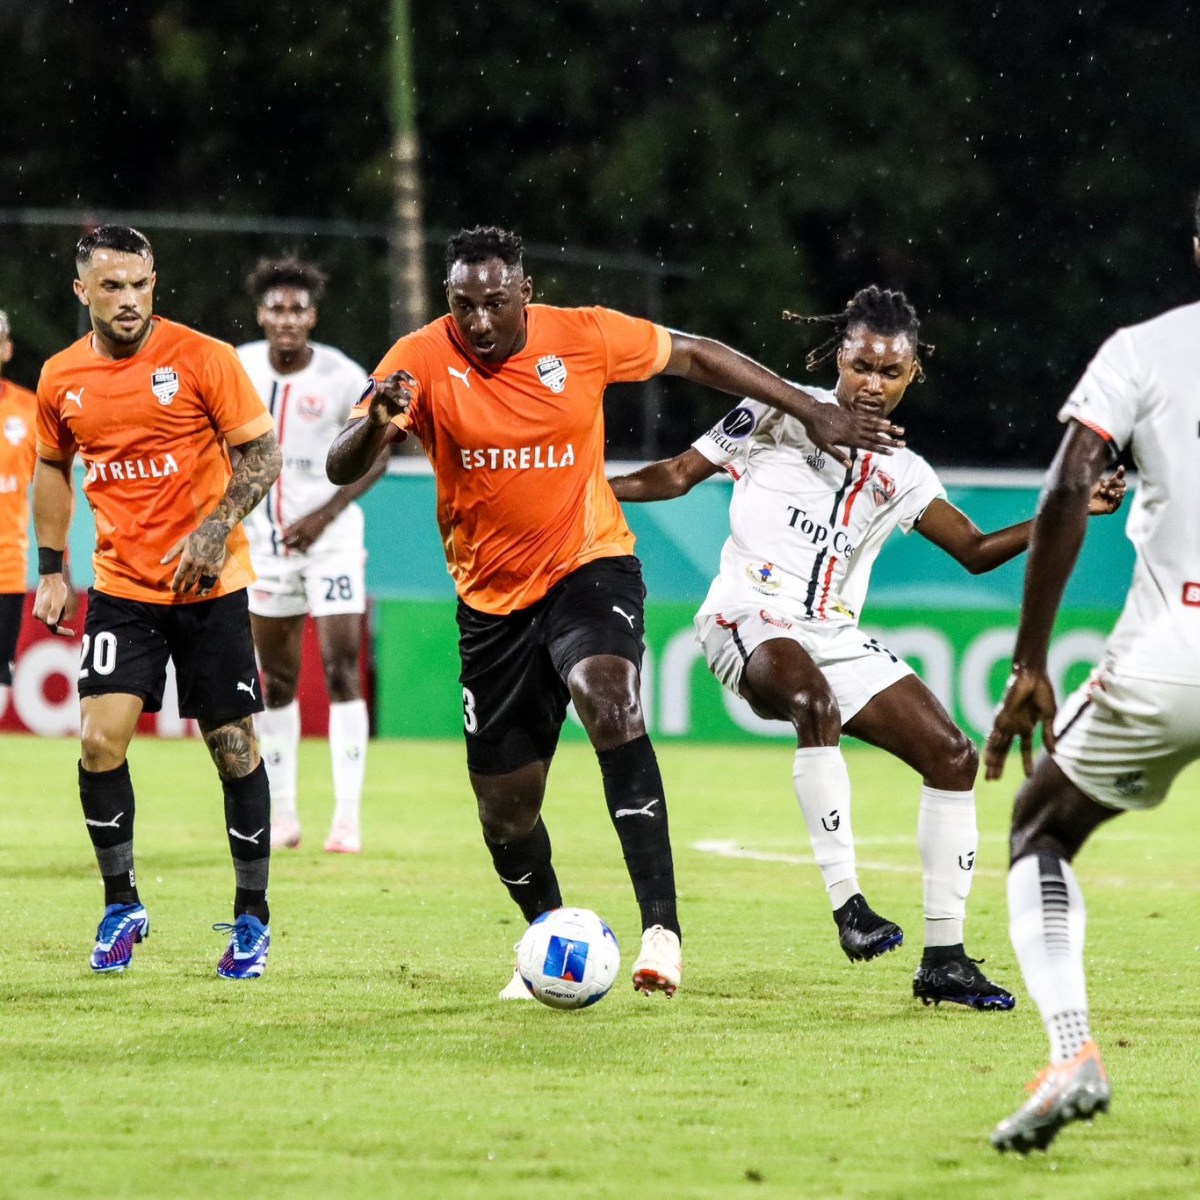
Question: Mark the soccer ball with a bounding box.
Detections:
[516,907,621,1009]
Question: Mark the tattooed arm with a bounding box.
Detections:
[162,429,283,596]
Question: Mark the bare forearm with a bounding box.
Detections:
[327,417,393,485]
[963,520,1034,574]
[209,431,282,531]
[610,463,690,502]
[33,459,74,549]
[321,447,390,518]
[668,335,819,421]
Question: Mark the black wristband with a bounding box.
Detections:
[38,547,65,575]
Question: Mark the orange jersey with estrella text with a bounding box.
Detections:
[0,379,38,593]
[353,305,671,615]
[37,317,274,604]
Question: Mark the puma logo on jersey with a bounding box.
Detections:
[447,365,473,388]
[228,826,266,845]
[85,811,125,828]
[237,678,257,698]
[66,388,85,409]
[614,798,660,818]
[612,605,635,628]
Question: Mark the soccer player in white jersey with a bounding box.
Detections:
[611,285,1124,1010]
[985,193,1200,1153]
[239,258,389,854]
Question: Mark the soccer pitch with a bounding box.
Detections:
[2,734,1198,1199]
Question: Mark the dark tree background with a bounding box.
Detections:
[2,0,1198,464]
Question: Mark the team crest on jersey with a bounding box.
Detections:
[297,394,324,420]
[721,407,757,439]
[3,416,26,446]
[871,470,896,506]
[536,355,568,393]
[746,562,782,594]
[150,367,180,406]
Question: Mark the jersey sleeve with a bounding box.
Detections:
[202,341,275,446]
[895,456,948,534]
[692,398,775,477]
[35,366,75,462]
[1058,328,1136,452]
[591,307,672,384]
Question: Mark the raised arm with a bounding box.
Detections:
[163,429,283,595]
[916,466,1126,575]
[32,454,76,633]
[662,331,904,468]
[609,448,720,503]
[327,371,413,484]
[984,422,1116,779]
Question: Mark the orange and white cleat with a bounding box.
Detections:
[323,822,361,854]
[631,924,682,997]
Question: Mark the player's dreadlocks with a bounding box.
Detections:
[445,226,524,274]
[244,256,329,303]
[783,285,934,379]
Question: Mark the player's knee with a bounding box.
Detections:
[786,689,840,745]
[79,716,132,772]
[927,730,978,790]
[323,659,361,704]
[477,796,540,844]
[201,718,261,781]
[260,670,298,708]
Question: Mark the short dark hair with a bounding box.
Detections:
[784,285,934,373]
[444,226,524,275]
[245,255,328,303]
[75,224,153,271]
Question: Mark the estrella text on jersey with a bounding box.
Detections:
[458,444,577,471]
[83,453,182,485]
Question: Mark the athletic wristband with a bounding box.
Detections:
[38,547,65,576]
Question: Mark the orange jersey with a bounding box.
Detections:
[354,305,671,614]
[0,379,38,592]
[37,317,274,604]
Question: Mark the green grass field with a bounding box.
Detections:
[2,734,1198,1199]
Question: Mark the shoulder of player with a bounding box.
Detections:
[38,331,95,384]
[373,316,452,380]
[235,339,269,362]
[307,341,367,376]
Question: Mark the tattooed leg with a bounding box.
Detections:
[201,715,262,781]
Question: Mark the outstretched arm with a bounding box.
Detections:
[327,371,412,484]
[662,332,904,469]
[162,429,283,596]
[609,448,720,503]
[983,422,1116,779]
[914,467,1124,575]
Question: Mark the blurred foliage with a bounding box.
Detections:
[2,0,1198,464]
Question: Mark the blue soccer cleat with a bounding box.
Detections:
[90,902,150,973]
[214,913,271,980]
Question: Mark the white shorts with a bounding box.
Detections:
[1050,666,1200,811]
[695,605,913,724]
[248,526,367,620]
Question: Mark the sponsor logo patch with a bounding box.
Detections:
[297,394,324,419]
[871,470,896,505]
[1183,582,1200,607]
[759,609,793,629]
[4,416,26,446]
[746,562,782,594]
[720,406,757,439]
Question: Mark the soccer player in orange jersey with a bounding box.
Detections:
[33,225,283,980]
[328,226,903,1000]
[0,308,59,715]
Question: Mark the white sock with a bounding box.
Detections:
[329,698,368,829]
[918,785,977,948]
[1008,853,1092,1063]
[257,700,300,823]
[792,746,857,909]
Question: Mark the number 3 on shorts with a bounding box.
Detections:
[462,686,478,733]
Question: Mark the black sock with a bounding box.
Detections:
[223,762,271,923]
[484,818,562,923]
[921,943,965,965]
[597,735,679,937]
[79,761,139,905]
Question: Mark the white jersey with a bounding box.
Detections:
[237,340,369,556]
[1059,300,1200,683]
[693,389,945,627]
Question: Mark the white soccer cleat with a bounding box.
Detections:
[323,822,361,854]
[631,924,682,997]
[498,965,535,1001]
[270,816,302,850]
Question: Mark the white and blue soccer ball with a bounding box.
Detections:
[516,907,621,1009]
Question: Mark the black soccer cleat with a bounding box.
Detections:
[912,953,1016,1011]
[833,893,904,962]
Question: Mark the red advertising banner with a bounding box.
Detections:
[1,593,370,737]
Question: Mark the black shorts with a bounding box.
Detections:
[0,592,23,686]
[457,555,647,774]
[79,588,263,723]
